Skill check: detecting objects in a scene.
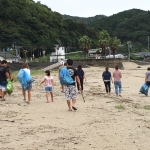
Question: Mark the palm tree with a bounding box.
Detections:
[109,37,120,58]
[78,35,92,54]
[98,30,110,56]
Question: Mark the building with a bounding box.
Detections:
[0,51,20,63]
[88,48,102,59]
[50,46,65,62]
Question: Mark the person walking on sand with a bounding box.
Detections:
[22,63,32,104]
[102,67,113,96]
[77,65,86,94]
[113,65,122,96]
[64,59,81,111]
[0,60,11,101]
[145,67,150,87]
[40,70,54,103]
[58,61,65,92]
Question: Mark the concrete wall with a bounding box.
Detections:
[73,59,128,70]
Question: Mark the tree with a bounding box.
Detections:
[78,36,91,53]
[109,37,120,58]
[98,30,110,56]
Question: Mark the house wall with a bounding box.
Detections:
[50,55,65,62]
[0,56,4,61]
[55,47,65,55]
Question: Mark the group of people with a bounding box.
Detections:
[0,58,150,111]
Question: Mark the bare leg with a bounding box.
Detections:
[61,85,64,92]
[50,92,54,102]
[67,100,72,111]
[22,89,26,100]
[72,98,76,107]
[27,90,31,103]
[46,92,49,102]
[2,91,6,101]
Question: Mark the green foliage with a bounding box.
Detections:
[78,36,92,52]
[109,37,121,55]
[62,14,106,24]
[90,9,150,49]
[0,0,100,57]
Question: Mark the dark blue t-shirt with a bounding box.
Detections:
[102,71,111,81]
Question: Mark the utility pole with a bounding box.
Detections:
[127,41,131,60]
[148,36,150,51]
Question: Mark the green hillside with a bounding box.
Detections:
[62,14,107,25]
[0,0,99,57]
[89,9,150,49]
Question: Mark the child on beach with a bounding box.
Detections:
[40,70,54,103]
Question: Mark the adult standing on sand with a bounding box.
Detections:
[113,65,122,96]
[59,61,65,92]
[145,67,150,87]
[77,65,86,94]
[65,59,81,111]
[22,63,32,104]
[102,67,113,96]
[0,60,10,101]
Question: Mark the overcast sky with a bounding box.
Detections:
[33,0,150,17]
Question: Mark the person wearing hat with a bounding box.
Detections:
[58,61,65,92]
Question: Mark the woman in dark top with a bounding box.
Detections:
[77,65,86,93]
[102,67,113,96]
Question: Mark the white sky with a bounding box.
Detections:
[33,0,150,17]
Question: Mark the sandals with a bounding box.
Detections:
[72,106,77,111]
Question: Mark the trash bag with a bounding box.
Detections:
[6,79,13,95]
[139,84,149,96]
[17,69,34,91]
[60,67,75,85]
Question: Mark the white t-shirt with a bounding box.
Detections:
[23,68,30,75]
[44,76,53,87]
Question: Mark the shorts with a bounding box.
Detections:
[0,81,7,91]
[45,86,53,92]
[22,84,32,91]
[65,85,77,100]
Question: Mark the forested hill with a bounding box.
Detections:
[0,0,99,54]
[89,9,150,45]
[62,14,107,24]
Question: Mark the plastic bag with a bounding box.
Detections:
[17,69,34,91]
[139,84,149,96]
[6,79,13,95]
[60,67,75,85]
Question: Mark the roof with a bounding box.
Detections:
[0,51,18,58]
[134,52,150,56]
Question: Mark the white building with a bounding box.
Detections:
[50,46,65,62]
[0,51,20,63]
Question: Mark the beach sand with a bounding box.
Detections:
[0,61,150,150]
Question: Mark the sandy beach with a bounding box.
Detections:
[0,61,150,150]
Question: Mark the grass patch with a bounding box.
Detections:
[143,105,150,110]
[12,69,58,82]
[115,105,125,110]
[66,52,85,59]
[133,104,140,109]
